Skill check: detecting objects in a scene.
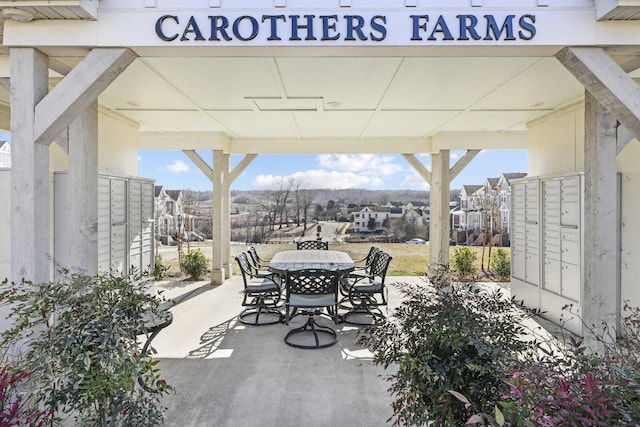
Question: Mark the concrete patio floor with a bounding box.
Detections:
[150,275,425,427]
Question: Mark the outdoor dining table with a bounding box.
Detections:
[268,249,355,275]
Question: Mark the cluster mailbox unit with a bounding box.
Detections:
[511,172,617,336]
[54,172,155,277]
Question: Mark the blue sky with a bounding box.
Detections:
[0,130,527,190]
[138,149,528,191]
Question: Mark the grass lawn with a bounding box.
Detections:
[160,241,509,278]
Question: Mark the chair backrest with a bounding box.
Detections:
[285,269,339,301]
[234,253,254,287]
[365,246,382,268]
[247,247,262,267]
[296,240,329,250]
[369,252,392,284]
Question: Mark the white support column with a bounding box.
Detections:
[10,48,50,283]
[429,150,451,268]
[185,151,254,281]
[211,150,225,284]
[583,91,619,347]
[67,100,99,275]
[222,153,231,279]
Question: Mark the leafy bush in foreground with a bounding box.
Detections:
[358,266,535,426]
[0,272,171,426]
[359,260,640,426]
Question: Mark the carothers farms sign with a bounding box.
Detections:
[155,13,536,43]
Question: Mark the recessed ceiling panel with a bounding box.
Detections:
[382,57,540,110]
[212,111,299,137]
[100,60,195,110]
[276,57,403,110]
[473,58,584,110]
[122,110,225,132]
[365,110,462,137]
[293,111,374,137]
[143,57,284,110]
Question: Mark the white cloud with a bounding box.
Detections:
[451,151,463,160]
[165,160,190,174]
[253,169,383,190]
[317,154,402,177]
[399,171,430,190]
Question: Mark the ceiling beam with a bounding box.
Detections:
[139,132,230,151]
[231,137,430,154]
[139,131,528,154]
[555,47,640,145]
[34,48,137,145]
[430,131,528,151]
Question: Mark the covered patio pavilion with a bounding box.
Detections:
[1,1,640,348]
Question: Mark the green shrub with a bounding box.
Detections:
[153,253,169,281]
[450,246,477,277]
[0,272,171,426]
[358,266,536,426]
[490,248,510,279]
[491,303,640,426]
[180,249,208,280]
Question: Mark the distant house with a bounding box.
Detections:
[497,172,527,235]
[353,206,391,233]
[155,187,184,244]
[452,184,483,232]
[0,142,10,168]
[354,201,429,233]
[403,208,427,226]
[452,173,526,244]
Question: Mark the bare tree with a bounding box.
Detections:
[257,195,277,231]
[300,189,314,232]
[181,189,202,252]
[478,180,501,272]
[292,178,304,226]
[274,177,294,229]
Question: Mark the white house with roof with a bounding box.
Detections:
[0,142,9,168]
[453,173,525,244]
[452,184,483,232]
[353,206,391,233]
[358,201,428,233]
[497,173,528,236]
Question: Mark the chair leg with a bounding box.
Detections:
[342,294,385,326]
[239,296,283,326]
[284,313,338,349]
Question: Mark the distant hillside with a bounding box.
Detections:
[182,188,462,205]
[231,188,431,206]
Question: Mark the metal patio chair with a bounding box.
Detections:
[283,269,340,349]
[296,240,329,250]
[246,247,273,276]
[235,252,283,325]
[248,246,270,268]
[341,251,392,326]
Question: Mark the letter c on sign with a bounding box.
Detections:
[156,15,180,41]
